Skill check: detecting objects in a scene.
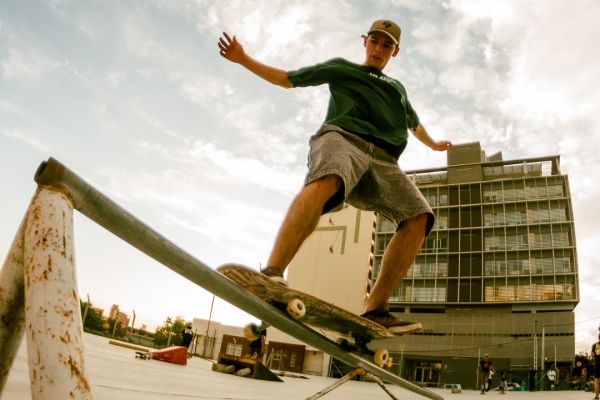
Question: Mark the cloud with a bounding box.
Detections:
[1,47,61,83]
[0,129,51,153]
[196,0,363,66]
[0,99,26,117]
[95,143,299,264]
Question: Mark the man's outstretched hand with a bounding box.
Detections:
[430,140,452,151]
[218,32,246,64]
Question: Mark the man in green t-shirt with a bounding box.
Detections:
[218,20,451,331]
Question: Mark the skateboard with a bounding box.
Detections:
[218,263,415,367]
[135,351,151,360]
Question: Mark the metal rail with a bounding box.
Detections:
[33,157,443,400]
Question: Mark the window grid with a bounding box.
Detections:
[374,173,578,305]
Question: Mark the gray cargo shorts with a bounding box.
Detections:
[305,124,434,235]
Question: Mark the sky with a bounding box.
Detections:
[1,0,599,353]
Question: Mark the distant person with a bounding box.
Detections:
[547,367,556,390]
[181,325,194,349]
[248,326,267,361]
[528,366,536,391]
[592,333,600,400]
[477,353,495,395]
[499,370,508,394]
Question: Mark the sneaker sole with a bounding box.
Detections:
[386,322,423,334]
[264,275,288,287]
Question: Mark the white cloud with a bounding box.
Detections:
[448,0,515,22]
[95,143,298,265]
[0,99,25,116]
[0,129,51,153]
[1,47,60,83]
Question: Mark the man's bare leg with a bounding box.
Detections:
[265,174,342,274]
[363,213,428,313]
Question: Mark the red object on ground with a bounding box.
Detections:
[151,346,188,365]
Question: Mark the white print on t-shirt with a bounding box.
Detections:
[368,72,395,84]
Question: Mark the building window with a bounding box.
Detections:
[484,283,574,302]
[412,261,448,277]
[400,285,447,302]
[226,342,242,357]
[378,218,397,233]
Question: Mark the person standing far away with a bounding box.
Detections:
[528,366,536,391]
[217,20,451,332]
[547,367,556,391]
[247,326,267,361]
[592,333,600,400]
[499,370,508,394]
[181,325,194,349]
[477,353,495,395]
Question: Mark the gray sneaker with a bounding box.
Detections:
[361,306,422,334]
[260,267,288,286]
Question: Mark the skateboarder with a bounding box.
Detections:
[477,353,495,394]
[218,19,451,332]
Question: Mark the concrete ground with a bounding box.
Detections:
[2,333,597,399]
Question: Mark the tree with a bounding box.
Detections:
[153,315,189,348]
[80,300,106,333]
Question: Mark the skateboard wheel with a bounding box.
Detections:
[373,349,389,367]
[243,323,260,341]
[286,298,306,319]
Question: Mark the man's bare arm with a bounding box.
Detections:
[410,123,452,151]
[218,32,292,88]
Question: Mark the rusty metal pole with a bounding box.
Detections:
[0,218,26,395]
[23,188,91,399]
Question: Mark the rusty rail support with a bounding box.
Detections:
[0,218,26,395]
[0,188,91,399]
[23,188,91,399]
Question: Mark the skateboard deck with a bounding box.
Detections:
[218,263,408,351]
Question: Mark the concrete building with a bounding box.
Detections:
[108,304,130,327]
[373,142,579,388]
[199,205,379,377]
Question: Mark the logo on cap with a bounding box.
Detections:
[367,19,401,45]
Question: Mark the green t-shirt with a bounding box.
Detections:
[287,57,419,157]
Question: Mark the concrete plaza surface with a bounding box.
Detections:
[2,333,596,400]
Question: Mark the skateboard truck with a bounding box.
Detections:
[244,296,306,341]
[337,337,390,368]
